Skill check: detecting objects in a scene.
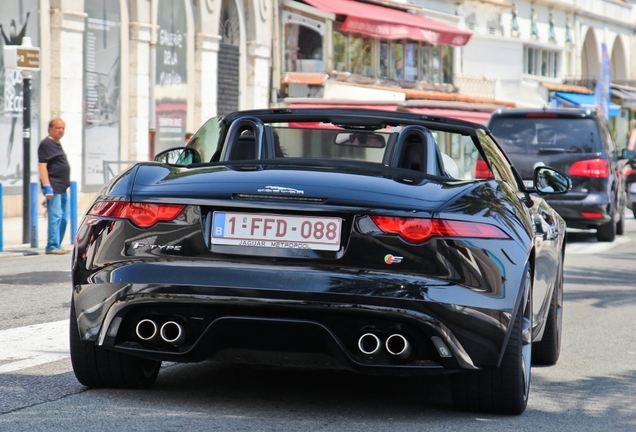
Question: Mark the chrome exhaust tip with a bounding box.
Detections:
[135,319,158,341]
[160,321,186,346]
[358,333,381,356]
[385,334,411,359]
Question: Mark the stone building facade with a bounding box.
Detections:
[1,0,273,216]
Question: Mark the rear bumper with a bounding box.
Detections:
[72,279,517,375]
[545,192,612,228]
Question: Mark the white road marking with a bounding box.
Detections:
[0,320,69,373]
[566,235,631,255]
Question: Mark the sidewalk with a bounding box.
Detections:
[0,214,75,258]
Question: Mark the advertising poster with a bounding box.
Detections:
[0,0,40,193]
[155,0,187,154]
[83,0,121,188]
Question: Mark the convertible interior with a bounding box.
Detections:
[175,110,484,180]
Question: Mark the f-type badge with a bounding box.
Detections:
[257,185,304,195]
[384,254,403,264]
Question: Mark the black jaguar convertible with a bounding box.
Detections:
[70,108,570,414]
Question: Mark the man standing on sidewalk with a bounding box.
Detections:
[38,118,71,255]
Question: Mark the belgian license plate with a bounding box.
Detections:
[212,212,342,251]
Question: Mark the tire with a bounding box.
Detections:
[69,299,161,388]
[632,207,636,219]
[596,218,616,242]
[616,211,625,236]
[451,267,532,415]
[532,255,563,365]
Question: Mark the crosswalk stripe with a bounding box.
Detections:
[0,320,69,374]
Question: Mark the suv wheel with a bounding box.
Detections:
[597,219,616,242]
[616,211,625,236]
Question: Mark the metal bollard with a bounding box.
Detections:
[30,182,38,248]
[70,181,77,242]
[0,183,3,252]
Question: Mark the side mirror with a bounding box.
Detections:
[154,147,185,164]
[621,148,635,160]
[534,166,572,195]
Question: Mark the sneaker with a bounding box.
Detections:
[45,248,70,255]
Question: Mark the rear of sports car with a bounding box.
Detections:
[71,159,534,413]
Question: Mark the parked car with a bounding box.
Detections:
[488,108,628,242]
[70,108,571,415]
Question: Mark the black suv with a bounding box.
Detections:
[489,108,628,242]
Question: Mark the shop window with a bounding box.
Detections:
[333,29,347,72]
[349,35,372,75]
[441,46,453,84]
[284,23,324,72]
[404,42,418,81]
[379,41,390,78]
[330,26,454,85]
[430,45,440,84]
[390,42,404,80]
[421,44,429,80]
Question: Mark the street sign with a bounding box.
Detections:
[3,37,40,71]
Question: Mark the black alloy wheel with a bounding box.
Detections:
[532,253,563,365]
[451,266,532,414]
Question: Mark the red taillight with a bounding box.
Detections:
[625,167,633,177]
[89,202,185,228]
[569,159,609,178]
[370,216,509,243]
[474,159,494,179]
[581,212,603,219]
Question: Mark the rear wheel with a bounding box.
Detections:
[596,218,616,242]
[69,299,161,388]
[616,211,625,236]
[532,255,563,365]
[451,267,532,415]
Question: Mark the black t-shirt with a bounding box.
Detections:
[38,137,70,193]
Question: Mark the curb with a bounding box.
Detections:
[0,249,42,258]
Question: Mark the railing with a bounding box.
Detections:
[103,160,138,183]
[455,75,498,100]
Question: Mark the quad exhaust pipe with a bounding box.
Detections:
[136,319,186,346]
[385,334,411,359]
[358,333,382,356]
[135,319,159,342]
[358,332,411,359]
[160,321,186,346]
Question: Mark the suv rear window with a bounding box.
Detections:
[489,117,601,155]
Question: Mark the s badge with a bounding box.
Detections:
[384,254,403,264]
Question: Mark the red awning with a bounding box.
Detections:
[302,0,472,46]
[408,108,493,124]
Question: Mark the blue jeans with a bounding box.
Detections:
[46,191,69,251]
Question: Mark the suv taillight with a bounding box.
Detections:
[474,159,494,179]
[569,159,609,178]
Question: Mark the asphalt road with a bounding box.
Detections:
[1,222,635,431]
